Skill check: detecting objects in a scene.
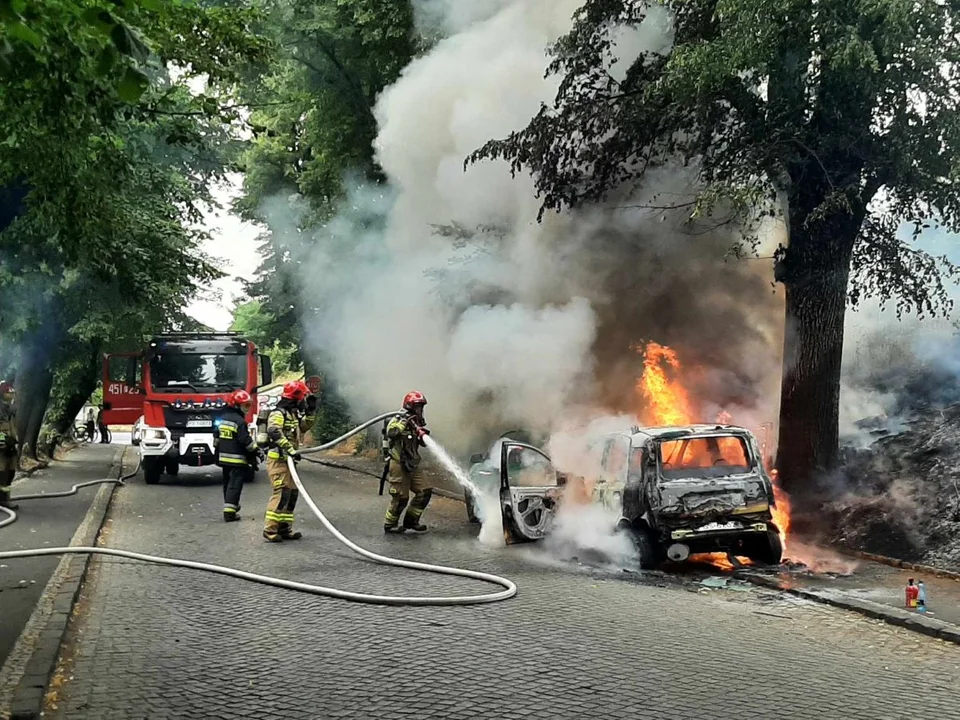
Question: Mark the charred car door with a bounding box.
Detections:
[500,442,561,543]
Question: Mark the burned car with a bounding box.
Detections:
[488,423,783,568]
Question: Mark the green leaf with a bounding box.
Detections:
[81,8,116,34]
[96,45,118,76]
[111,24,133,55]
[117,66,149,103]
[7,21,42,48]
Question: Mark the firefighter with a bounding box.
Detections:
[215,390,261,522]
[0,380,19,510]
[262,380,317,542]
[383,390,432,534]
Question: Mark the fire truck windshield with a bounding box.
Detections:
[149,353,247,392]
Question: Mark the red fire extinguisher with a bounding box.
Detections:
[905,578,919,608]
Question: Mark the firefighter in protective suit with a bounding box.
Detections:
[215,390,261,522]
[383,391,432,534]
[263,380,317,542]
[0,381,18,509]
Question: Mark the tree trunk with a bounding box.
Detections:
[774,214,860,502]
[15,319,63,460]
[16,354,54,460]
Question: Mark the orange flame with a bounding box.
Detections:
[769,469,791,555]
[636,342,694,426]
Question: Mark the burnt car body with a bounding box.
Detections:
[490,423,783,568]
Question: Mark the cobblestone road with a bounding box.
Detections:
[44,455,960,720]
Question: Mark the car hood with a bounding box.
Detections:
[655,474,770,517]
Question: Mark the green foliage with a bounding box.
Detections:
[0,0,270,450]
[470,0,960,318]
[229,299,301,376]
[236,0,419,353]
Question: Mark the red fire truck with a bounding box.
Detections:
[101,333,273,485]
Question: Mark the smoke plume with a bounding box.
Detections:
[263,0,785,460]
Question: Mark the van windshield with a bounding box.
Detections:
[658,435,753,479]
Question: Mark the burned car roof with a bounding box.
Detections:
[617,424,756,443]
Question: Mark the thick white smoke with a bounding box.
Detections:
[263,0,785,462]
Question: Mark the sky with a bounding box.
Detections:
[185,173,262,330]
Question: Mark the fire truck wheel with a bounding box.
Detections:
[143,458,162,485]
[165,459,179,476]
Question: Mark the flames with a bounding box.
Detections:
[636,342,693,426]
[634,341,792,561]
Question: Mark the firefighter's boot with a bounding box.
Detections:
[384,496,408,534]
[403,489,431,532]
[402,516,427,533]
[223,510,240,522]
[263,531,283,543]
[279,527,302,540]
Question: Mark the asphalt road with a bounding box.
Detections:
[0,443,124,669]
[32,454,960,719]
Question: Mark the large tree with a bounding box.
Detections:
[0,0,268,456]
[469,0,960,497]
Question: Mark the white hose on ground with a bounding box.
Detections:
[0,411,517,606]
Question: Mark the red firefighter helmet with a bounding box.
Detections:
[229,389,252,409]
[402,390,427,410]
[282,380,310,401]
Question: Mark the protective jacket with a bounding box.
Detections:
[0,400,16,456]
[266,400,315,460]
[386,413,423,472]
[215,407,257,468]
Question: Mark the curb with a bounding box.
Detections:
[738,572,960,645]
[5,447,130,720]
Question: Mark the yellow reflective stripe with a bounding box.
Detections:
[219,457,247,465]
[267,450,282,459]
[220,420,239,429]
[223,506,238,513]
[265,511,295,521]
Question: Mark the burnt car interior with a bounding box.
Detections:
[659,436,753,479]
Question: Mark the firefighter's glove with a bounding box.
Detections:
[257,449,266,462]
[415,425,430,446]
[291,450,303,462]
[305,394,318,411]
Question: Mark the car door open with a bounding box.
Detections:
[499,442,562,543]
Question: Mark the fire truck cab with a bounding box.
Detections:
[101,333,273,485]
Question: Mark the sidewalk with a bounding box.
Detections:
[739,543,960,642]
[0,443,125,706]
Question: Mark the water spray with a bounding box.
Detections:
[0,411,517,606]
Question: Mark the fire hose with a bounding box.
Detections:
[0,411,517,606]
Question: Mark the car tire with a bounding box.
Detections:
[744,528,783,565]
[617,520,660,570]
[165,459,179,476]
[502,506,534,545]
[143,458,162,485]
[464,489,480,524]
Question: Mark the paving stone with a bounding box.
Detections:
[42,460,960,719]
